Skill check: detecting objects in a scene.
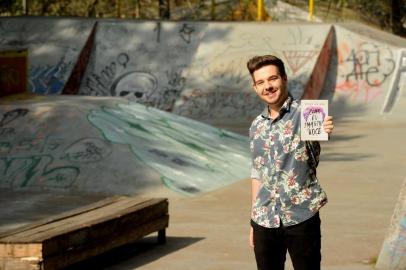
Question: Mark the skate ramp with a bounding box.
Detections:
[0,96,249,196]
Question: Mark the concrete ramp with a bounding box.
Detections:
[0,96,249,196]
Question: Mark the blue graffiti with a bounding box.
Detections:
[29,64,68,94]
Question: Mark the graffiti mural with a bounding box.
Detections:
[82,52,130,96]
[88,102,250,195]
[0,104,113,189]
[336,41,396,103]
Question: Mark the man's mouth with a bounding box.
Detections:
[264,88,277,95]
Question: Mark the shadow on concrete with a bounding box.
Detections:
[328,134,365,141]
[64,236,205,270]
[321,152,375,162]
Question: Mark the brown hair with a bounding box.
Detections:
[246,55,287,79]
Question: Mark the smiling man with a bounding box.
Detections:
[247,55,334,270]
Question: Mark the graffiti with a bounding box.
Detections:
[179,23,195,44]
[111,71,158,102]
[376,177,406,268]
[0,135,111,189]
[0,108,28,127]
[62,138,112,163]
[88,102,250,195]
[29,62,71,94]
[0,136,63,156]
[84,52,130,96]
[285,27,314,45]
[175,90,262,119]
[166,69,185,89]
[342,43,395,86]
[0,128,15,136]
[336,42,396,102]
[154,22,161,43]
[335,80,382,103]
[0,155,79,188]
[282,50,318,74]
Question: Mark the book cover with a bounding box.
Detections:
[301,100,329,141]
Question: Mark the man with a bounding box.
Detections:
[247,55,334,270]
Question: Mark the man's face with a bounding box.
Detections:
[252,65,288,108]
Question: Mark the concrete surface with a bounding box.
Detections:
[1,113,404,269]
[0,17,405,270]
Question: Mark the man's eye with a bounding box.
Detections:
[256,81,264,86]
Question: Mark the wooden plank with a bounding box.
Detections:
[0,196,127,239]
[0,197,165,242]
[0,256,41,270]
[30,198,167,243]
[42,215,169,270]
[41,199,168,258]
[0,243,42,258]
[0,197,146,241]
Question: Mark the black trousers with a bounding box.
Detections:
[251,213,321,270]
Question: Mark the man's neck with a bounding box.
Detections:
[268,97,288,119]
[268,106,280,119]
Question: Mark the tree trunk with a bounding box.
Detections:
[390,0,406,36]
[159,0,170,19]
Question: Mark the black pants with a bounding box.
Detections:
[251,213,321,270]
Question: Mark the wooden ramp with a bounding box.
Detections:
[0,196,169,270]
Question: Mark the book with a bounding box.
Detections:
[300,100,329,141]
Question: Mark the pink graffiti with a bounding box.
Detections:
[335,80,382,103]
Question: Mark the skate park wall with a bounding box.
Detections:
[0,18,405,121]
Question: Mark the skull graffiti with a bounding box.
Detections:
[110,71,158,104]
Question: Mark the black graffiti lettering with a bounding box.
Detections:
[154,22,161,43]
[0,108,29,127]
[344,43,395,87]
[101,62,116,82]
[179,23,194,44]
[117,53,130,68]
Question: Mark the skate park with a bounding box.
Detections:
[0,15,405,269]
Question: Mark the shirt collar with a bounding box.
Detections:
[261,93,293,120]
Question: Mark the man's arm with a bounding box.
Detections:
[250,178,261,248]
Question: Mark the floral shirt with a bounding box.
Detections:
[250,95,327,228]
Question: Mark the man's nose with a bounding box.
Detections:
[263,81,273,90]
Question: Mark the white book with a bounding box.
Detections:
[300,100,329,141]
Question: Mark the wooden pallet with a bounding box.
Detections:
[0,196,169,270]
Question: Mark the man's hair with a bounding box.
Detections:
[246,55,287,79]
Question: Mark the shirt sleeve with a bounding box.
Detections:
[249,127,261,180]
